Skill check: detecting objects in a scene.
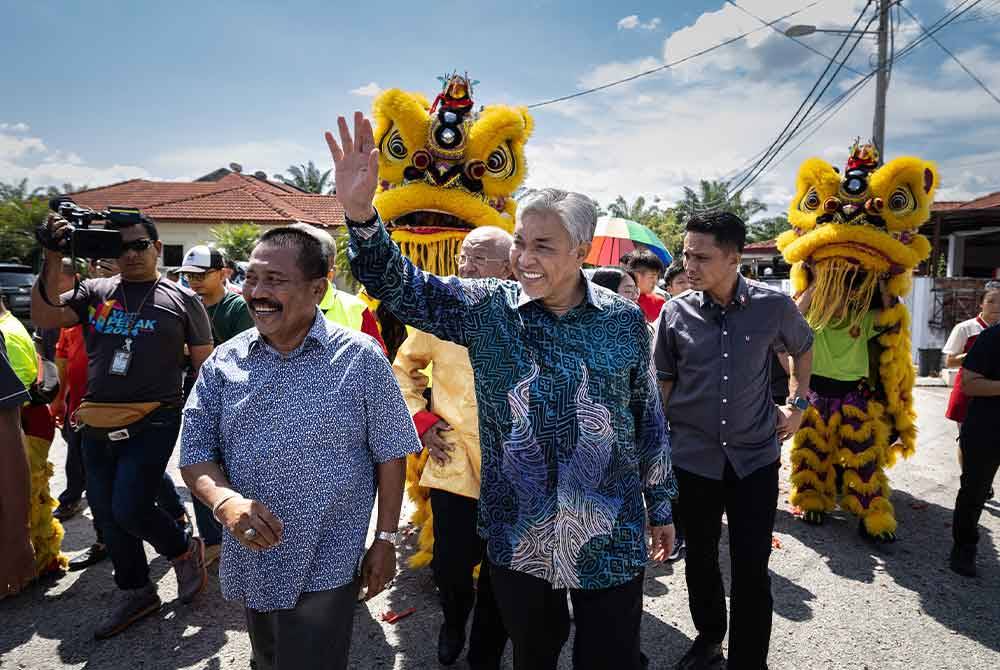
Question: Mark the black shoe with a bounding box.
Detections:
[438,622,466,665]
[668,537,686,562]
[675,640,725,670]
[53,499,84,521]
[69,543,109,571]
[949,544,977,577]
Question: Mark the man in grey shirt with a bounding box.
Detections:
[654,211,812,670]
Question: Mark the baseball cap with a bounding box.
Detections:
[179,245,225,273]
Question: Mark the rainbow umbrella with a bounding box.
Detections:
[585,217,672,266]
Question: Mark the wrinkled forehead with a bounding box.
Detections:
[248,243,302,277]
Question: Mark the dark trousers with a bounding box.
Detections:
[81,411,189,590]
[491,562,644,670]
[246,579,360,670]
[953,426,1000,548]
[676,459,779,670]
[430,489,507,666]
[59,425,86,505]
[192,497,223,546]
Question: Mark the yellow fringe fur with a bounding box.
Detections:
[25,434,68,575]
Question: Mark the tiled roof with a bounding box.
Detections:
[68,173,343,227]
[743,239,778,252]
[932,191,1000,212]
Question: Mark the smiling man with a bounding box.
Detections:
[331,112,675,670]
[180,226,420,670]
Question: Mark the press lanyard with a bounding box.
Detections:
[108,277,159,376]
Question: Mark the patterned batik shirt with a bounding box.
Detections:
[349,221,676,590]
[180,310,421,612]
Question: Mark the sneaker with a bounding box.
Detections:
[172,537,207,604]
[203,543,222,568]
[949,544,977,578]
[675,640,725,670]
[53,499,84,521]
[94,584,161,639]
[668,537,686,563]
[68,543,109,572]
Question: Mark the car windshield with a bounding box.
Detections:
[0,272,34,286]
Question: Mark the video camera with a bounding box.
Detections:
[36,197,140,258]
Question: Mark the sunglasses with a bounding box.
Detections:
[119,238,155,255]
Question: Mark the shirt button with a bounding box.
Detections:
[723,330,728,335]
[723,398,727,403]
[723,441,728,446]
[722,420,727,425]
[724,375,729,381]
[723,353,729,358]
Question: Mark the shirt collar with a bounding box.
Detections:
[249,308,329,355]
[699,274,751,311]
[516,271,605,311]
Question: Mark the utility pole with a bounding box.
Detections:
[872,0,891,162]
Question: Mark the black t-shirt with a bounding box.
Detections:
[63,277,212,405]
[962,323,1000,436]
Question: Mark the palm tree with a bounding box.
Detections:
[606,195,662,224]
[45,183,88,197]
[0,179,44,202]
[747,214,792,243]
[273,161,334,194]
[674,179,767,225]
[210,223,260,262]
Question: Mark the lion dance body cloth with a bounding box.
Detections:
[370,73,533,566]
[777,141,936,539]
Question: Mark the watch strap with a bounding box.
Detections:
[344,210,380,228]
[375,530,399,545]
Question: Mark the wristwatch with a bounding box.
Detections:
[375,530,400,545]
[786,396,809,411]
[344,209,380,227]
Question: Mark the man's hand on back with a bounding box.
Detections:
[422,419,454,465]
[325,112,380,222]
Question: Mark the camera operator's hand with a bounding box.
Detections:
[44,213,71,257]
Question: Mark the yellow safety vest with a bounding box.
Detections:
[0,311,38,389]
[319,282,369,333]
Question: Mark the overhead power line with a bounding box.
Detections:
[899,3,1000,107]
[525,1,823,109]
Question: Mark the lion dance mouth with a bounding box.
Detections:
[371,73,533,276]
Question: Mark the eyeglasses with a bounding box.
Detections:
[455,253,506,267]
[181,270,219,281]
[119,239,154,255]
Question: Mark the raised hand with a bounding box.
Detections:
[325,111,379,222]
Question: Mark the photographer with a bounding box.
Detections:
[31,211,213,640]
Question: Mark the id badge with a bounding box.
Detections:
[109,348,133,376]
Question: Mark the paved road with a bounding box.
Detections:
[1,388,998,669]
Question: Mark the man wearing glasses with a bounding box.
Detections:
[32,212,213,639]
[178,245,253,567]
[392,226,513,668]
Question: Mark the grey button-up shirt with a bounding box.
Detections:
[654,275,813,480]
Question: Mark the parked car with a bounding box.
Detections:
[0,263,35,324]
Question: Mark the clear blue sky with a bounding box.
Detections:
[3,0,998,210]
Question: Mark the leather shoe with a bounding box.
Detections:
[949,544,977,577]
[675,640,725,670]
[69,543,109,571]
[438,622,466,665]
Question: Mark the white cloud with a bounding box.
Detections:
[618,15,661,31]
[577,57,662,90]
[0,126,148,190]
[350,82,383,97]
[152,140,320,181]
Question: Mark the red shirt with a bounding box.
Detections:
[637,293,666,323]
[55,325,88,415]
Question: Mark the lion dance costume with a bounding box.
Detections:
[369,73,533,566]
[778,141,936,540]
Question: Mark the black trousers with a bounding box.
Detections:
[676,459,779,670]
[491,562,644,670]
[430,488,507,666]
[59,424,86,505]
[246,579,360,670]
[953,425,1000,548]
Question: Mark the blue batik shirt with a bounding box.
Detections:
[180,309,422,611]
[349,220,676,590]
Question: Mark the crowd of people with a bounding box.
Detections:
[0,109,997,670]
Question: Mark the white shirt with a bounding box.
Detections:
[942,316,987,355]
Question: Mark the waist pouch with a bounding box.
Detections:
[74,401,178,442]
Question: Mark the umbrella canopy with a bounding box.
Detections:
[585,217,673,266]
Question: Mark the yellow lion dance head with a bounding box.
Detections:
[777,140,938,458]
[371,72,534,275]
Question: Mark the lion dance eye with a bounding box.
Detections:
[383,130,408,160]
[485,145,515,179]
[888,187,914,212]
[800,188,821,211]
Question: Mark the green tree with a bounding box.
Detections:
[674,179,767,225]
[603,195,684,261]
[210,223,260,261]
[0,179,44,202]
[0,197,47,263]
[606,195,662,223]
[274,161,334,194]
[747,214,792,243]
[45,183,87,197]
